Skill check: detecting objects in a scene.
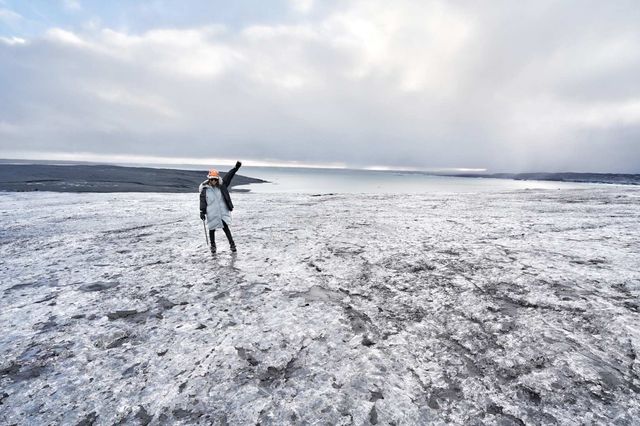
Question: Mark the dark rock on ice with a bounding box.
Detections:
[157,297,178,310]
[427,394,440,410]
[94,331,130,349]
[624,301,640,313]
[135,406,153,425]
[409,261,436,272]
[107,310,139,320]
[34,293,57,304]
[172,408,202,420]
[1,360,46,383]
[34,317,58,332]
[520,386,542,405]
[75,411,98,426]
[122,362,143,377]
[369,390,384,402]
[6,281,47,292]
[260,357,299,387]
[79,281,119,292]
[236,347,260,366]
[0,361,20,377]
[105,336,129,349]
[485,403,525,425]
[369,405,379,424]
[344,305,373,334]
[362,336,376,347]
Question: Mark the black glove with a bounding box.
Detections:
[235,161,242,169]
[200,211,206,220]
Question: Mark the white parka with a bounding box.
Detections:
[199,179,231,230]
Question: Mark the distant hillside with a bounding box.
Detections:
[0,164,266,193]
[448,172,640,186]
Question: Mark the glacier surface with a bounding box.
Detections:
[1,188,639,425]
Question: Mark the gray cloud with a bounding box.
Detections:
[1,0,639,172]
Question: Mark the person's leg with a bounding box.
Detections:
[209,229,216,252]
[222,221,236,252]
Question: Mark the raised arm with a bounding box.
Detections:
[223,161,242,187]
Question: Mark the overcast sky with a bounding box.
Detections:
[1,0,639,172]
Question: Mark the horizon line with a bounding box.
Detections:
[0,152,488,174]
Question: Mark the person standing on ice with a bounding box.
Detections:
[199,161,242,253]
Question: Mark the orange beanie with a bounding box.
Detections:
[207,169,220,178]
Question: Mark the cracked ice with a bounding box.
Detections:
[1,187,640,424]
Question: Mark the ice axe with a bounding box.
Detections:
[202,218,209,246]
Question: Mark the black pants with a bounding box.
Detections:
[209,221,234,247]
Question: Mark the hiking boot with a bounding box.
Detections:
[210,243,217,254]
[230,243,237,253]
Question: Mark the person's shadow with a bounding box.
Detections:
[212,251,239,272]
[226,252,238,270]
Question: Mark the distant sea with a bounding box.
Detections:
[236,167,602,194]
[115,162,605,193]
[0,159,625,194]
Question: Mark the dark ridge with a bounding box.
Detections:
[0,164,267,193]
[447,172,640,186]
